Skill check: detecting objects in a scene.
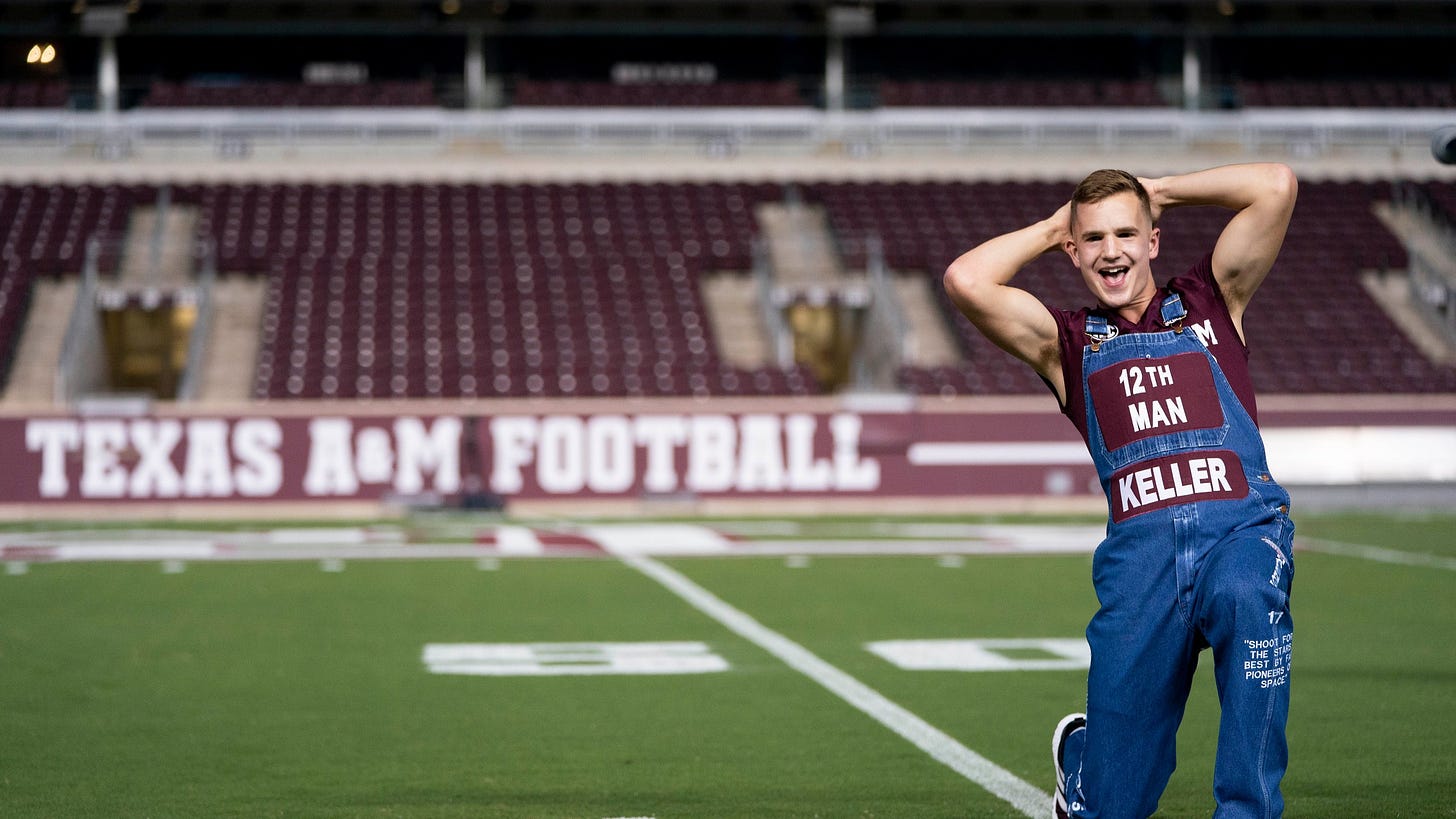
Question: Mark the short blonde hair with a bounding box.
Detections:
[1071,169,1153,226]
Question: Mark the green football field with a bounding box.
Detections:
[1,512,1453,818]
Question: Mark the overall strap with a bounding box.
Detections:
[1084,315,1118,351]
[1159,291,1187,333]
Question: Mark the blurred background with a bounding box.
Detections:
[1,0,1455,518]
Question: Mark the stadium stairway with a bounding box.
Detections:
[700,271,774,370]
[2,278,77,404]
[122,201,265,402]
[120,205,198,289]
[754,198,961,376]
[755,201,845,293]
[891,275,963,369]
[193,277,266,402]
[1368,200,1456,365]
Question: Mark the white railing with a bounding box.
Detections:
[0,107,1450,158]
[55,236,110,403]
[175,238,216,403]
[852,234,910,393]
[751,235,795,369]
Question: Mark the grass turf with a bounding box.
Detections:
[1,512,1453,817]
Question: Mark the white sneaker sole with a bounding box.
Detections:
[1052,712,1086,819]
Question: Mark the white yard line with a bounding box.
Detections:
[619,553,1049,818]
[1297,537,1456,571]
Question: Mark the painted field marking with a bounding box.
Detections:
[422,641,729,677]
[6,561,28,575]
[1298,537,1456,571]
[868,639,1091,672]
[619,554,1048,818]
[162,559,186,574]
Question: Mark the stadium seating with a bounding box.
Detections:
[176,180,817,399]
[0,183,139,387]
[1414,181,1456,228]
[803,178,1455,395]
[878,78,1167,108]
[0,80,69,109]
[510,79,806,107]
[0,178,1449,400]
[1235,79,1456,108]
[141,79,437,108]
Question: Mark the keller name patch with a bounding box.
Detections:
[1110,450,1249,522]
[1089,352,1224,451]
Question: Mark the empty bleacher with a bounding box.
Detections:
[1235,79,1456,108]
[176,180,816,400]
[510,79,806,107]
[1,178,1452,403]
[879,79,1167,108]
[0,80,69,109]
[0,184,139,392]
[803,178,1456,396]
[140,79,437,108]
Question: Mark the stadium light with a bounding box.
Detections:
[26,44,57,65]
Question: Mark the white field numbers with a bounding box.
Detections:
[422,642,729,676]
[422,639,1091,676]
[866,639,1092,672]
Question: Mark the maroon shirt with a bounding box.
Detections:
[1049,252,1257,446]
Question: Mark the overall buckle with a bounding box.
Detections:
[1085,315,1118,351]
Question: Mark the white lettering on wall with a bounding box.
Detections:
[20,412,878,501]
[80,420,128,498]
[586,415,633,493]
[303,416,463,497]
[304,418,359,496]
[128,419,183,497]
[25,420,79,498]
[737,414,786,491]
[181,419,230,497]
[23,417,286,500]
[831,413,880,490]
[394,416,461,494]
[538,416,586,493]
[634,415,688,492]
[489,416,539,494]
[485,412,880,496]
[785,413,831,490]
[233,419,283,496]
[687,414,737,492]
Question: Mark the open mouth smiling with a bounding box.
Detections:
[1098,265,1130,287]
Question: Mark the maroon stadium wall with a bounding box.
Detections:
[2,395,1453,518]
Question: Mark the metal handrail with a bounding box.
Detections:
[751,235,795,369]
[175,238,216,402]
[54,235,107,403]
[852,233,910,392]
[0,107,1449,158]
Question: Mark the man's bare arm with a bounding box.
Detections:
[943,202,1069,404]
[1140,163,1298,339]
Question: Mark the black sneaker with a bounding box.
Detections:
[1053,712,1086,819]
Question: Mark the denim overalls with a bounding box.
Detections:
[1063,294,1295,819]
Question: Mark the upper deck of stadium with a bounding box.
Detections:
[1,0,1455,409]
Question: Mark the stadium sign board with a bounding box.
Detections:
[0,407,1088,505]
[2,399,1452,507]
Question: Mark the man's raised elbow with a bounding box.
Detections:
[1267,163,1298,204]
[942,260,984,307]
